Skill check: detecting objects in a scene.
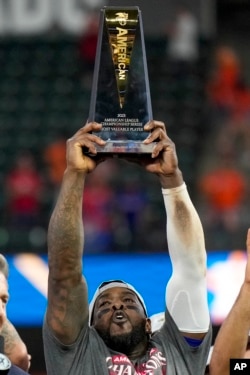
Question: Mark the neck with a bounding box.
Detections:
[127,338,149,360]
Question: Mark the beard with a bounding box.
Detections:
[96,320,147,355]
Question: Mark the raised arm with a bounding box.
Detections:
[209,228,250,375]
[143,121,210,339]
[46,122,106,344]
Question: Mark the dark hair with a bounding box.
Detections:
[0,254,9,279]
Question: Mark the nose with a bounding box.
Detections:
[112,303,124,311]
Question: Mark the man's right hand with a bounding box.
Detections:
[66,122,106,174]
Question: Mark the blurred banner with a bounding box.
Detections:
[6,250,247,327]
[0,0,105,35]
[0,0,215,38]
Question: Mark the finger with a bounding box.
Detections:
[74,121,102,136]
[69,132,106,152]
[74,132,106,146]
[143,159,163,174]
[67,137,103,158]
[150,139,174,158]
[81,140,103,156]
[143,128,168,144]
[144,120,166,132]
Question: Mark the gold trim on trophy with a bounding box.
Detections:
[105,9,138,109]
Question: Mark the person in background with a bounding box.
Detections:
[209,228,250,375]
[206,45,250,121]
[197,143,247,250]
[167,2,199,78]
[78,9,99,88]
[4,151,43,235]
[0,254,31,373]
[43,120,212,375]
[82,160,117,253]
[43,135,67,204]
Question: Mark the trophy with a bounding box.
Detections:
[87,6,155,154]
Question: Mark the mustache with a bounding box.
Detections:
[97,305,141,319]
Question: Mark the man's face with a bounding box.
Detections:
[0,273,8,331]
[92,287,151,354]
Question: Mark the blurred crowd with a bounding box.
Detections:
[0,6,249,256]
[0,140,166,254]
[196,45,250,251]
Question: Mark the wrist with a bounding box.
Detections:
[64,167,87,178]
[161,182,186,195]
[159,168,184,189]
[63,168,87,189]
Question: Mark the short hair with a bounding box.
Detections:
[0,254,9,279]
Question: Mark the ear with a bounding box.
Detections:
[145,318,152,334]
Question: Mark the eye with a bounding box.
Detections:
[124,298,135,303]
[99,301,110,307]
[0,297,8,309]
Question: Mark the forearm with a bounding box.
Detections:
[163,183,209,333]
[162,183,206,271]
[48,168,86,278]
[47,168,89,343]
[210,284,250,375]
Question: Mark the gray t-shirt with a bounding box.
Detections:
[43,310,212,375]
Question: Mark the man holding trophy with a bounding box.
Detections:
[42,7,212,375]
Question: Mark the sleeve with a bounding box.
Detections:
[162,183,210,333]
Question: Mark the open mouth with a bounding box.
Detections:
[112,310,127,323]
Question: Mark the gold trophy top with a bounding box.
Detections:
[104,8,139,108]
